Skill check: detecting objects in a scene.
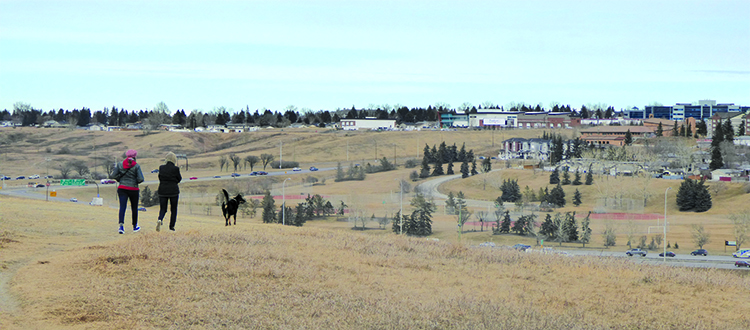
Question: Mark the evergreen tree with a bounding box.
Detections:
[409,193,435,236]
[671,121,679,136]
[686,123,692,138]
[460,160,469,178]
[445,191,457,215]
[697,120,708,136]
[572,171,582,185]
[573,189,582,206]
[709,146,723,170]
[419,156,431,178]
[512,215,527,235]
[656,122,663,137]
[676,178,713,212]
[679,124,685,137]
[624,129,633,145]
[391,211,410,234]
[562,167,571,185]
[438,141,449,163]
[500,210,511,233]
[549,168,560,184]
[739,121,746,136]
[446,160,454,175]
[335,162,345,182]
[549,183,566,207]
[538,187,546,203]
[562,212,578,241]
[723,118,735,142]
[539,213,557,239]
[481,157,491,173]
[711,121,724,148]
[457,143,467,162]
[431,155,444,176]
[585,167,594,185]
[471,159,478,176]
[423,144,433,163]
[261,190,276,223]
[580,212,592,247]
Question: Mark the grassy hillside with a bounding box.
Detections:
[2,196,749,329]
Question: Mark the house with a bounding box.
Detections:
[500,138,552,160]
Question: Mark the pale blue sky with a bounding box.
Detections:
[1,0,748,113]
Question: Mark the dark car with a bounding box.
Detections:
[309,167,318,171]
[735,260,750,268]
[214,175,221,178]
[15,176,25,180]
[250,171,258,176]
[512,244,531,251]
[626,248,647,257]
[35,183,45,188]
[231,173,241,177]
[45,175,54,179]
[257,171,268,175]
[690,249,708,256]
[0,175,10,180]
[658,251,676,257]
[151,169,159,173]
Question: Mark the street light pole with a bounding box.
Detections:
[664,187,671,262]
[279,141,283,169]
[282,178,291,225]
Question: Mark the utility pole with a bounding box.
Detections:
[279,141,282,169]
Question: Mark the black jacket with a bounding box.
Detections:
[157,161,182,197]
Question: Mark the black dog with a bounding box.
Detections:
[221,189,247,226]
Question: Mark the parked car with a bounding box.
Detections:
[309,167,318,171]
[690,249,708,256]
[658,251,676,257]
[292,167,302,171]
[732,249,750,258]
[151,169,159,173]
[735,260,750,268]
[15,176,25,180]
[100,179,116,184]
[45,175,54,179]
[70,198,78,202]
[189,177,198,180]
[35,183,45,188]
[512,244,531,251]
[29,174,40,179]
[626,248,647,257]
[231,173,241,177]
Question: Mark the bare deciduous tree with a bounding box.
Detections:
[219,155,228,172]
[229,153,241,172]
[729,211,750,251]
[260,153,274,170]
[691,224,710,249]
[244,155,259,171]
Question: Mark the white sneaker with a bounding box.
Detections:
[156,220,162,232]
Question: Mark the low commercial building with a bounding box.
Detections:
[339,118,396,131]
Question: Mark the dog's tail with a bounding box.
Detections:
[221,189,229,213]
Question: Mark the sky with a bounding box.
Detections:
[1,0,748,114]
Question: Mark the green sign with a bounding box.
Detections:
[60,179,85,186]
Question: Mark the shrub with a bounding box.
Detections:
[404,159,419,168]
[269,160,299,169]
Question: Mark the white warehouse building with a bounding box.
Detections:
[339,118,396,131]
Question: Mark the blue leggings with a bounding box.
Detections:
[118,188,139,228]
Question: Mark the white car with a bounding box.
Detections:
[733,249,750,258]
[29,174,40,179]
[70,198,78,202]
[292,167,302,171]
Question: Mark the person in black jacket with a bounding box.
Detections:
[157,152,182,231]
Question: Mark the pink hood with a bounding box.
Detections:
[123,157,137,169]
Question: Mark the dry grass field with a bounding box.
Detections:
[2,127,750,329]
[2,196,750,329]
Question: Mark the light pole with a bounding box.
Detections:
[664,187,671,262]
[279,141,283,169]
[395,178,403,235]
[282,178,291,225]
